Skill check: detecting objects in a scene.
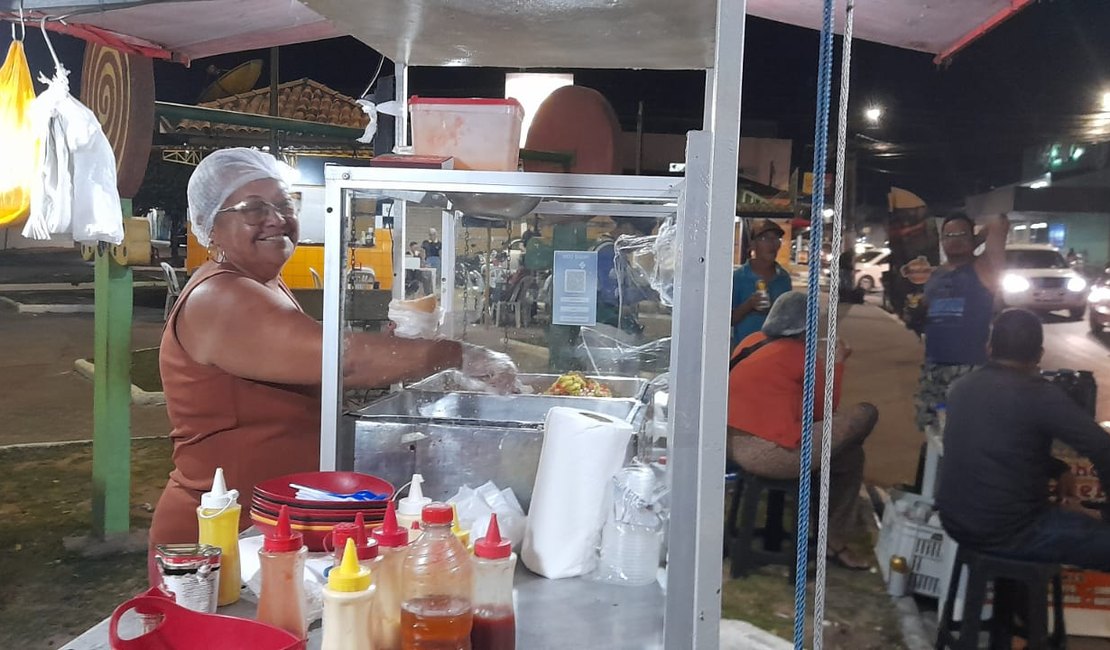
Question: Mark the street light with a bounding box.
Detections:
[864,106,883,125]
[1101,90,1110,113]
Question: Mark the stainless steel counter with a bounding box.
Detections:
[63,567,663,650]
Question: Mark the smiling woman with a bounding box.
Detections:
[148,148,518,586]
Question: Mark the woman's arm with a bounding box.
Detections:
[176,274,461,387]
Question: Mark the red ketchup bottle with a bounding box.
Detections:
[470,514,516,650]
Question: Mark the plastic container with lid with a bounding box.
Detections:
[256,505,309,640]
[370,500,410,650]
[196,467,242,606]
[471,514,517,650]
[400,502,474,650]
[321,539,374,650]
[410,97,524,171]
[396,474,432,542]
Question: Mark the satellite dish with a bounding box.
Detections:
[198,59,263,103]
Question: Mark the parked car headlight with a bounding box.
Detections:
[1002,274,1031,293]
[1089,286,1110,303]
[1067,276,1088,292]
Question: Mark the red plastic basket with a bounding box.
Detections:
[109,596,304,650]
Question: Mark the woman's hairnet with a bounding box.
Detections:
[187,148,291,247]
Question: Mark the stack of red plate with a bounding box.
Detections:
[249,471,394,551]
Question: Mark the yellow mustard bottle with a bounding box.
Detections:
[197,467,242,606]
[322,538,375,650]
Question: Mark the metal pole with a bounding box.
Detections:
[91,199,134,538]
[665,0,746,646]
[269,46,279,153]
[393,62,409,302]
[320,176,348,470]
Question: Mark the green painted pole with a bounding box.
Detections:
[91,199,134,538]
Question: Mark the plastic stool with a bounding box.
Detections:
[936,546,1065,650]
[727,471,798,580]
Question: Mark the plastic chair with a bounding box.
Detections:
[726,468,798,581]
[309,268,322,289]
[936,546,1065,650]
[160,262,182,321]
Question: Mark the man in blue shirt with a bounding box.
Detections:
[731,219,793,349]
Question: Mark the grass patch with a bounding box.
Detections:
[720,562,907,649]
[0,438,173,647]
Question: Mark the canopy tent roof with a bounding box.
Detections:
[5,0,1029,66]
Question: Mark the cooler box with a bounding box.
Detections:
[410,97,524,171]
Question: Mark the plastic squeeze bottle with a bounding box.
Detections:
[196,467,242,606]
[321,539,375,650]
[471,514,516,650]
[400,503,474,650]
[257,505,308,640]
[396,474,432,542]
[370,500,410,650]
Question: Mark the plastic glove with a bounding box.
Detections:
[460,343,520,395]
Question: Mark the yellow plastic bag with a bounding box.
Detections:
[0,40,37,228]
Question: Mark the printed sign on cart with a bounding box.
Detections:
[552,250,597,326]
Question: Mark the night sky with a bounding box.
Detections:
[5,0,1110,212]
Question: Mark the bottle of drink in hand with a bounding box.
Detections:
[755,280,770,311]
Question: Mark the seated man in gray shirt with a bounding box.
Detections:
[938,308,1110,571]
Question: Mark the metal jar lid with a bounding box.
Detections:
[155,543,222,569]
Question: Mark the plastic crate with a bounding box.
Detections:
[875,491,957,599]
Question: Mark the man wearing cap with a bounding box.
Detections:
[731,219,793,350]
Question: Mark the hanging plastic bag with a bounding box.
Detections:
[0,40,38,228]
[59,77,124,244]
[23,67,74,240]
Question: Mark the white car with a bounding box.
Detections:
[853,248,890,292]
[1000,244,1089,319]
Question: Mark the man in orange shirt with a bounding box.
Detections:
[727,292,878,568]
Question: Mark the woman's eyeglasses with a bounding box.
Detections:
[216,199,296,225]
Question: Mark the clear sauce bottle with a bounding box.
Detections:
[471,514,516,650]
[401,503,473,650]
[256,505,308,640]
[371,500,411,650]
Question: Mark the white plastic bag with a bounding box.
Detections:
[387,297,442,338]
[650,215,677,307]
[21,63,122,244]
[447,481,526,549]
[23,69,72,240]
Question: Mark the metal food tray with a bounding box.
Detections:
[409,370,650,402]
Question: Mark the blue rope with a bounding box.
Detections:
[795,0,837,646]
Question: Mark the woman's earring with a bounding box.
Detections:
[210,247,226,263]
